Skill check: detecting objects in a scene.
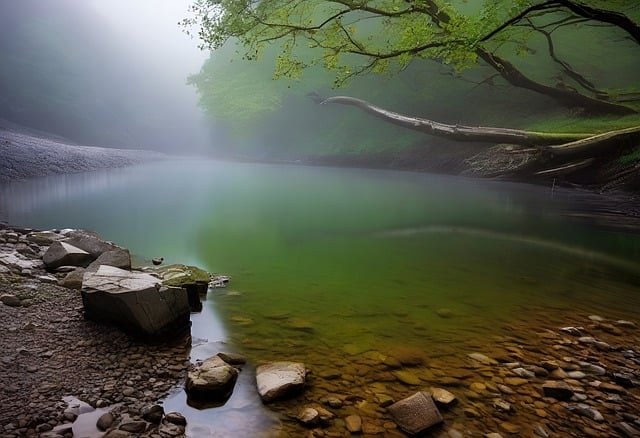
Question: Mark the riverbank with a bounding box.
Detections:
[0,225,191,437]
[0,128,166,183]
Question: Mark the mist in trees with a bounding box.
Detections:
[0,0,209,153]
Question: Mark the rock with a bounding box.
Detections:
[185,356,238,402]
[62,229,123,258]
[103,430,131,438]
[567,371,586,379]
[542,381,574,400]
[256,361,306,403]
[87,249,131,271]
[97,412,115,431]
[60,267,85,290]
[614,422,640,437]
[598,382,626,394]
[613,372,635,388]
[394,370,421,385]
[493,399,512,412]
[26,230,61,245]
[588,315,604,322]
[141,404,164,424]
[345,415,362,433]
[615,320,636,328]
[119,421,148,433]
[436,308,454,318]
[512,367,535,378]
[468,352,498,365]
[43,241,93,269]
[0,294,21,307]
[297,407,320,426]
[152,257,164,265]
[499,422,521,434]
[217,351,247,365]
[387,392,443,435]
[566,404,604,422]
[81,265,191,339]
[154,264,211,312]
[158,421,185,437]
[560,327,583,336]
[430,387,457,407]
[164,412,187,426]
[485,434,504,438]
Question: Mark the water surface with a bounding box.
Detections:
[1,160,639,436]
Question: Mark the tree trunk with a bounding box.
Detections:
[320,95,640,158]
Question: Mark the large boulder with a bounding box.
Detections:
[81,265,190,340]
[86,249,131,272]
[43,241,93,269]
[62,229,124,259]
[185,356,238,403]
[388,392,443,435]
[256,361,306,403]
[154,264,211,312]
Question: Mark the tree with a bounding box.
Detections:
[184,0,640,186]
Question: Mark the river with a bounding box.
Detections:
[1,159,639,436]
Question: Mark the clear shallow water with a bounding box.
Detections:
[1,160,639,436]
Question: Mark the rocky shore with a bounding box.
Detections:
[0,225,192,437]
[0,128,166,182]
[2,222,640,438]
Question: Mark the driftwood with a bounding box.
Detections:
[320,96,640,158]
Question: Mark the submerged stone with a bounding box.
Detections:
[388,392,443,435]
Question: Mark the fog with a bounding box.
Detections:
[0,0,211,154]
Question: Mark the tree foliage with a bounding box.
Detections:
[184,0,640,114]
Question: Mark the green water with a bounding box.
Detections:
[2,160,639,436]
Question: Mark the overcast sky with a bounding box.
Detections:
[88,0,207,82]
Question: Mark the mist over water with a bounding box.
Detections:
[0,0,210,153]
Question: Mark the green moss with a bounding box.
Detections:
[525,113,640,135]
[618,146,640,165]
[157,264,211,287]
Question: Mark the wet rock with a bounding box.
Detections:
[388,392,443,435]
[499,422,521,434]
[560,327,583,336]
[217,352,247,365]
[141,404,164,424]
[567,371,586,379]
[256,361,306,403]
[615,320,636,328]
[512,367,535,378]
[566,404,604,422]
[613,372,635,388]
[468,352,497,365]
[185,356,238,402]
[82,265,191,339]
[119,420,148,433]
[297,408,320,426]
[394,370,421,385]
[430,387,456,407]
[597,382,626,394]
[97,412,115,431]
[614,422,640,437]
[321,396,343,408]
[43,241,92,269]
[164,412,187,426]
[345,414,362,433]
[542,381,574,400]
[0,294,21,307]
[493,399,512,413]
[436,308,454,318]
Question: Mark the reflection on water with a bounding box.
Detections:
[1,160,639,436]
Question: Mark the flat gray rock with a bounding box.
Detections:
[43,241,92,269]
[256,361,306,403]
[82,265,190,339]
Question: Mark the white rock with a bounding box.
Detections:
[256,361,306,402]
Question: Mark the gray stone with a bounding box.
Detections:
[256,361,306,403]
[62,229,123,258]
[96,412,114,431]
[60,268,85,290]
[566,404,604,422]
[164,412,187,426]
[512,367,535,378]
[559,326,583,336]
[388,391,443,435]
[43,241,92,269]
[0,294,21,307]
[82,265,190,339]
[185,356,238,402]
[141,404,164,424]
[119,421,147,433]
[26,231,61,246]
[217,351,247,365]
[86,249,131,271]
[542,381,574,400]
